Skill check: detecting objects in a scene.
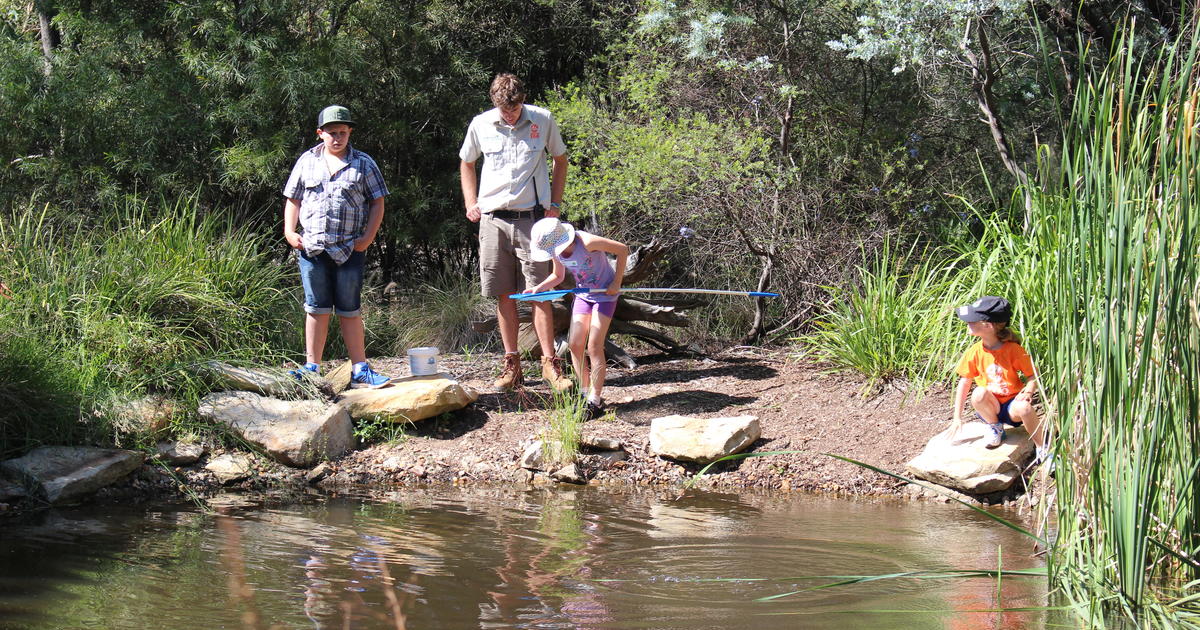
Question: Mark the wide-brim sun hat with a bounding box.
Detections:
[530,217,575,262]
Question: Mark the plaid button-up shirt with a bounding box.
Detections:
[283,144,388,264]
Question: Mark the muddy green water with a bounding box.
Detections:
[0,486,1057,629]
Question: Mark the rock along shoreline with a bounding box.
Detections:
[0,348,1047,516]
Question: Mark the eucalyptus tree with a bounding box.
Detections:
[559,0,984,339]
[826,0,1188,227]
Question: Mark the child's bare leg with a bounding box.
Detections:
[568,312,591,392]
[338,314,367,365]
[1010,399,1043,446]
[970,387,1001,424]
[587,313,614,400]
[305,313,331,365]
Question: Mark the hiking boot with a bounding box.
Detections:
[350,363,392,389]
[494,354,523,390]
[983,421,1005,448]
[289,362,320,381]
[585,399,606,421]
[541,355,573,392]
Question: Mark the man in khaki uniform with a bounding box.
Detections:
[459,73,572,391]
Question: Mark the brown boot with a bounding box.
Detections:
[541,355,574,392]
[493,353,523,390]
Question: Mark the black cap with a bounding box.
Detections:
[956,296,1012,323]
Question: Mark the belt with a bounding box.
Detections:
[489,208,544,221]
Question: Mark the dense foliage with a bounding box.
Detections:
[1,0,1176,295]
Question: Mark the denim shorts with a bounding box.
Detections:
[298,250,364,317]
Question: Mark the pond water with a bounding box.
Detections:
[0,486,1058,629]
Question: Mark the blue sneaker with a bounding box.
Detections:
[982,421,1005,448]
[350,363,391,389]
[289,362,320,381]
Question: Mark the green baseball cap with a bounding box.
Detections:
[317,105,355,128]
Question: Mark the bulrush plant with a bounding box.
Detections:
[1032,27,1200,626]
[0,197,298,453]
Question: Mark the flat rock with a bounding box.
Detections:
[306,462,332,484]
[205,361,299,397]
[155,440,206,466]
[906,422,1034,494]
[338,376,478,423]
[206,453,254,484]
[585,450,628,468]
[649,415,761,464]
[198,391,355,468]
[580,435,622,451]
[325,362,353,394]
[0,446,144,504]
[551,463,585,484]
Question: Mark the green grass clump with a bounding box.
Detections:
[364,271,492,357]
[0,197,299,456]
[543,387,585,466]
[800,240,963,395]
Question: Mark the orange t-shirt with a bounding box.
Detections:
[955,341,1035,403]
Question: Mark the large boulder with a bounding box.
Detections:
[198,391,355,467]
[339,376,478,423]
[0,446,144,504]
[906,423,1035,494]
[649,415,761,464]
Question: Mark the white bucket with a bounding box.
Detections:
[407,346,439,376]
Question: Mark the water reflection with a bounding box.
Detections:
[0,486,1058,629]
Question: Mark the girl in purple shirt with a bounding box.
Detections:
[527,218,629,417]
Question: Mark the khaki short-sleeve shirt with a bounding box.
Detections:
[459,104,566,213]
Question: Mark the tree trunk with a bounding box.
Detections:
[36,0,60,77]
[962,18,1032,229]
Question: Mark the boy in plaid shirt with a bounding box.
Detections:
[282,105,391,388]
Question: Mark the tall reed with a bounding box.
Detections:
[1032,26,1200,625]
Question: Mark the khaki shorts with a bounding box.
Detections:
[479,213,550,297]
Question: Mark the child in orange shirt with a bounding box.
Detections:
[948,296,1046,461]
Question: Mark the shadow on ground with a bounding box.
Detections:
[606,359,777,387]
[613,390,758,425]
